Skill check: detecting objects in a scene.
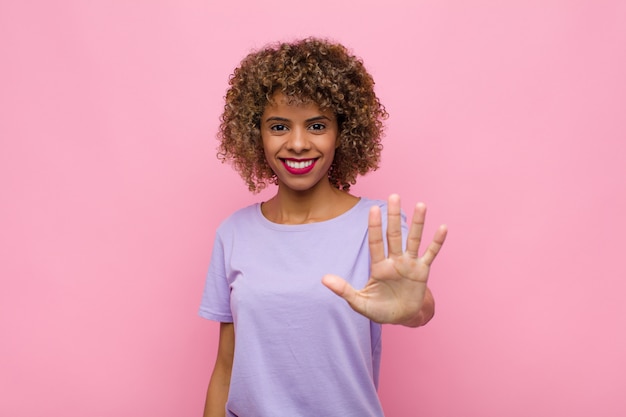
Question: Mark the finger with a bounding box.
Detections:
[368,205,385,264]
[406,202,426,258]
[421,224,448,266]
[321,274,359,306]
[386,194,403,258]
[322,275,371,318]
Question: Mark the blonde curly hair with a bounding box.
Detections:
[217,37,388,192]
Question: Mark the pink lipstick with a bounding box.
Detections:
[282,158,317,175]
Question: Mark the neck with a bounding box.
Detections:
[262,179,358,224]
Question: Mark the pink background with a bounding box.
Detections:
[1,1,625,416]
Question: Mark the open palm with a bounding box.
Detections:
[322,194,447,327]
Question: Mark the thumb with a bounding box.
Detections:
[321,274,357,303]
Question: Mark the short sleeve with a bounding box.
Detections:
[198,232,234,322]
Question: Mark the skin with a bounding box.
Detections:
[322,195,447,327]
[203,322,234,417]
[204,93,448,415]
[259,94,359,223]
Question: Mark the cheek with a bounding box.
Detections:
[262,145,281,174]
[260,135,272,156]
[259,137,273,165]
[332,130,341,149]
[262,147,274,166]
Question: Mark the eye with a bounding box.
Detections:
[270,124,288,131]
[309,123,326,131]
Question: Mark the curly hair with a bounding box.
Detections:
[217,37,388,193]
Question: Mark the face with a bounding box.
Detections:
[260,93,339,193]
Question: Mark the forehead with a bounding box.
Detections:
[263,93,333,117]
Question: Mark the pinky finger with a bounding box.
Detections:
[421,224,448,266]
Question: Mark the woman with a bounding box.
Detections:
[199,37,447,416]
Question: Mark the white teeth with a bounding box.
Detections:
[285,159,314,169]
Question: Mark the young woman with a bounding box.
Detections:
[199,37,447,417]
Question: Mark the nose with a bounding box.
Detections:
[286,127,310,153]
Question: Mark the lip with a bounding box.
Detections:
[281,158,317,175]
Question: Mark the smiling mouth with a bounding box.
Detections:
[281,158,317,174]
[284,159,314,169]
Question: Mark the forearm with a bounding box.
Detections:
[203,322,234,417]
[203,366,231,417]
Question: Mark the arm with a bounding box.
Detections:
[203,322,235,417]
[322,194,447,328]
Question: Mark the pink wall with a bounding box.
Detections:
[1,1,625,416]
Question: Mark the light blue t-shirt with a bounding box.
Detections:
[199,197,406,417]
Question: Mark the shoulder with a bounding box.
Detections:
[331,197,389,229]
[357,196,407,227]
[356,197,388,214]
[215,203,261,235]
[360,197,386,208]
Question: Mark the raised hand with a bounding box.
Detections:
[322,194,447,327]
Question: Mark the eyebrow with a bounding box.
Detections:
[264,115,333,123]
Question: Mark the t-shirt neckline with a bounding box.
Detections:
[254,197,368,231]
